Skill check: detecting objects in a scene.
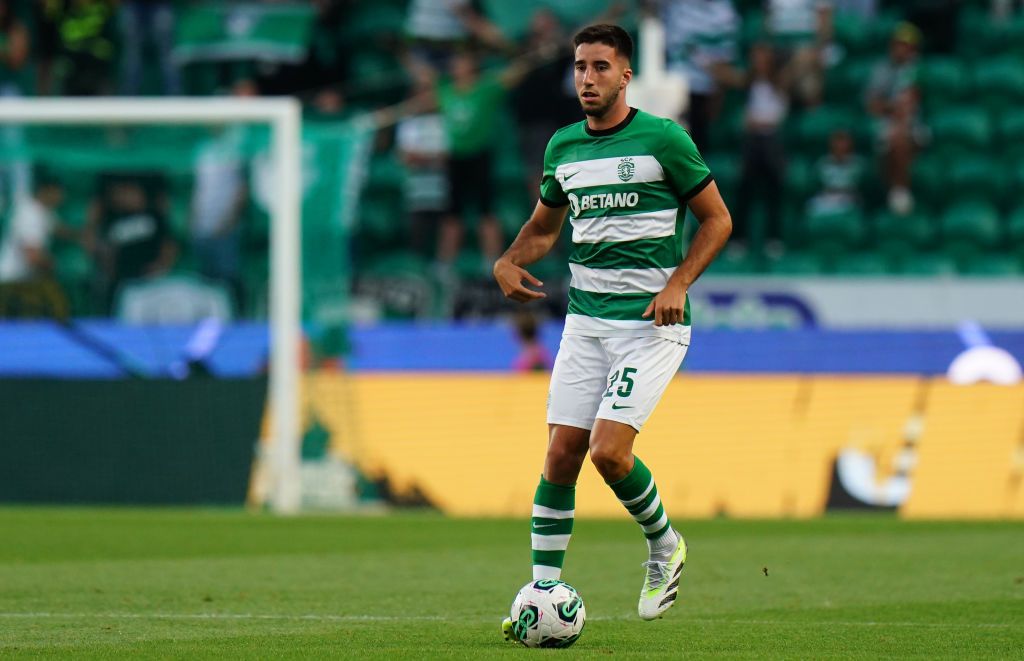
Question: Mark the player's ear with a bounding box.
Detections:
[620,66,632,88]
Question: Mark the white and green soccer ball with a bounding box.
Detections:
[509,579,586,648]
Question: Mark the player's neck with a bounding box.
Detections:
[585,102,632,132]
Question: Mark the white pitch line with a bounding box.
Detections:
[0,613,1019,629]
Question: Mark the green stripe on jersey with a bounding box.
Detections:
[568,288,691,325]
[570,235,682,270]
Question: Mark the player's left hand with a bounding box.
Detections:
[642,282,687,326]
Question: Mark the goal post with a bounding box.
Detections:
[0,97,304,514]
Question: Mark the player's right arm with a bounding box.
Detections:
[492,201,568,302]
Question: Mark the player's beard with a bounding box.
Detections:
[580,85,620,118]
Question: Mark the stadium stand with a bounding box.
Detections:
[0,0,1022,320]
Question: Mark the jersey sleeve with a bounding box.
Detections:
[538,136,568,208]
[660,121,713,203]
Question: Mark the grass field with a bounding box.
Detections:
[0,509,1021,659]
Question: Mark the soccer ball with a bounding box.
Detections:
[508,579,586,648]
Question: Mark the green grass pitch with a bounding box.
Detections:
[0,509,1021,659]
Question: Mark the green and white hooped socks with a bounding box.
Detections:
[531,476,575,580]
[607,456,679,560]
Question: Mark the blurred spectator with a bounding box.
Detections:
[767,0,818,46]
[730,43,790,255]
[865,22,923,215]
[255,0,351,105]
[786,1,845,108]
[661,0,740,151]
[405,0,508,72]
[396,65,449,256]
[0,172,69,283]
[435,51,532,269]
[36,0,118,96]
[86,174,177,309]
[807,129,866,217]
[832,0,875,18]
[119,0,180,95]
[190,127,248,312]
[0,0,30,214]
[512,310,551,372]
[0,0,29,96]
[513,9,578,202]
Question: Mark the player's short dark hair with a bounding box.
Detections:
[572,24,633,62]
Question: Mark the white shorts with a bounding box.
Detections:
[546,333,689,432]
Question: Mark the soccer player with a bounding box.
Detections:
[494,24,732,627]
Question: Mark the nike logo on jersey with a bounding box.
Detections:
[611,403,634,410]
[560,169,581,182]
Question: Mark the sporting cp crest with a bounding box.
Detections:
[617,157,635,182]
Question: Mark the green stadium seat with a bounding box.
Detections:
[705,152,740,204]
[363,250,431,278]
[945,156,1008,208]
[704,249,756,275]
[928,107,992,155]
[874,211,937,253]
[971,57,1024,113]
[833,13,871,55]
[919,58,970,108]
[963,254,1022,276]
[825,57,877,110]
[766,251,824,275]
[898,252,958,276]
[1007,207,1024,252]
[996,109,1024,161]
[833,252,891,276]
[346,5,406,36]
[958,10,1024,58]
[805,207,866,251]
[910,151,945,203]
[795,107,856,155]
[940,200,1001,249]
[783,157,814,206]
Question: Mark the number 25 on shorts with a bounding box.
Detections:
[604,367,637,398]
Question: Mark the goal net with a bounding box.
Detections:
[0,98,367,513]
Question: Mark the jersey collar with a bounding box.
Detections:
[585,107,638,137]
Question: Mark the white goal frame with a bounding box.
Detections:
[0,98,304,514]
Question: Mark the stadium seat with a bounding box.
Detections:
[766,251,824,275]
[898,252,958,276]
[928,107,992,156]
[945,156,1008,208]
[996,109,1024,161]
[971,57,1024,113]
[833,12,871,55]
[824,57,877,111]
[804,208,866,252]
[795,107,856,156]
[1008,207,1024,253]
[832,252,890,276]
[704,153,740,205]
[704,249,756,275]
[874,211,937,254]
[940,200,1001,250]
[958,9,1024,58]
[783,157,814,207]
[910,151,945,204]
[919,58,970,109]
[963,254,1022,276]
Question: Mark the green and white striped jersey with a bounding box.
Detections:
[539,108,713,343]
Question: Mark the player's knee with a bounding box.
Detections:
[545,443,586,480]
[589,445,630,482]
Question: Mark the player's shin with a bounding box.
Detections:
[607,456,679,559]
[531,476,575,579]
